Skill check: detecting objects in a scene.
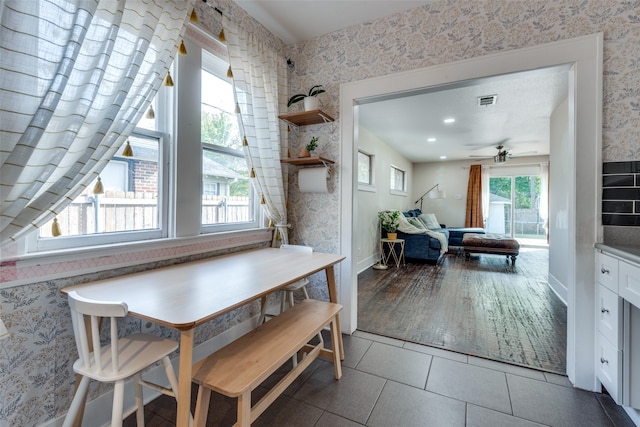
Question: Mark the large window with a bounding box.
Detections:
[27,28,263,252]
[200,50,256,230]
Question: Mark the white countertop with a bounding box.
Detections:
[595,243,640,265]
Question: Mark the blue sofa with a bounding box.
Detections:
[384,209,485,264]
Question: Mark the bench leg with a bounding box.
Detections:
[237,391,251,427]
[193,386,211,427]
[329,316,343,380]
[511,255,517,266]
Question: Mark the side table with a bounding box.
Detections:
[380,238,405,268]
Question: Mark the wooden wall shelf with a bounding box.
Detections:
[278,110,335,127]
[281,156,334,166]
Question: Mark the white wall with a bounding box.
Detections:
[549,97,570,302]
[356,126,413,271]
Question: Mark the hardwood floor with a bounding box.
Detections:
[357,247,567,374]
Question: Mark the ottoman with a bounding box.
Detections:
[462,233,520,265]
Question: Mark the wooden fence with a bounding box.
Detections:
[41,191,250,237]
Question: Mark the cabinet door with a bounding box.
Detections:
[619,261,640,309]
[596,331,623,404]
[597,284,623,348]
[596,252,619,293]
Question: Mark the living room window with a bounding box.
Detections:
[390,165,406,194]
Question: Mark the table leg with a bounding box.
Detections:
[324,265,345,360]
[176,329,194,427]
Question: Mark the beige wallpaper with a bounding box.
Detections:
[284,0,640,251]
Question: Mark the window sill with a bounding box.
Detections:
[5,228,272,288]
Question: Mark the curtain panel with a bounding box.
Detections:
[465,164,484,228]
[223,16,289,245]
[0,0,195,245]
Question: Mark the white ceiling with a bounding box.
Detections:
[234,1,569,163]
[234,1,435,45]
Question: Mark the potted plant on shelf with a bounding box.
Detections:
[378,210,400,240]
[299,136,318,158]
[287,85,325,111]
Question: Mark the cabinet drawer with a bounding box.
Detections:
[619,261,640,309]
[596,252,619,292]
[597,284,623,348]
[596,331,623,404]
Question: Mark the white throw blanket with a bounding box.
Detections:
[397,215,449,254]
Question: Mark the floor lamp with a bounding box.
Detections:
[415,184,447,211]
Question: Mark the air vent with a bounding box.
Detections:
[478,94,498,106]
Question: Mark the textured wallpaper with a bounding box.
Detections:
[285,0,640,263]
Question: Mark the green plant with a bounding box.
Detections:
[378,210,401,233]
[287,85,326,107]
[305,136,318,152]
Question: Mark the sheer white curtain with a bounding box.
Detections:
[223,16,289,245]
[0,0,194,245]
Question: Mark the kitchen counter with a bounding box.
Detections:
[595,243,640,265]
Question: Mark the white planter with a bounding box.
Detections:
[303,96,319,111]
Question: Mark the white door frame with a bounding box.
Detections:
[339,33,602,389]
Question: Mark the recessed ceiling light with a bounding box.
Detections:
[443,118,455,124]
[440,156,447,159]
[427,138,436,142]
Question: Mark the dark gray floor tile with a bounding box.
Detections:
[314,411,365,426]
[508,373,614,426]
[403,341,469,363]
[352,330,405,347]
[252,394,323,427]
[595,393,637,427]
[341,333,374,368]
[468,356,547,381]
[467,404,547,427]
[426,357,511,414]
[292,364,385,424]
[355,341,431,388]
[367,380,466,427]
[543,371,573,387]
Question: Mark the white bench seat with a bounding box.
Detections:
[192,299,343,426]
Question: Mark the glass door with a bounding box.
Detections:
[488,175,546,244]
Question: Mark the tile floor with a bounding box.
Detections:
[126,331,636,427]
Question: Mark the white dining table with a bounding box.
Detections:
[62,247,346,427]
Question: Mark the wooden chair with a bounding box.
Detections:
[63,291,181,427]
[259,244,313,324]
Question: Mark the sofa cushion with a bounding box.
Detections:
[418,213,441,229]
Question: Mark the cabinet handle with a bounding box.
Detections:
[601,267,610,274]
[600,357,609,365]
[601,307,610,314]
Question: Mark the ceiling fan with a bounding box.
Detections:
[493,145,510,163]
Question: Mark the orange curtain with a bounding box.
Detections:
[465,165,484,228]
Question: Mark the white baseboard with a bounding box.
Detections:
[624,406,640,426]
[45,316,258,427]
[357,254,377,274]
[548,272,568,305]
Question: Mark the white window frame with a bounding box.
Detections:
[27,128,170,252]
[357,150,376,192]
[390,165,407,195]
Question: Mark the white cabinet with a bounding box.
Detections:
[595,248,640,407]
[619,261,640,309]
[596,251,619,293]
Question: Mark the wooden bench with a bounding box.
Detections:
[191,299,343,427]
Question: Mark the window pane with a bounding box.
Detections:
[358,151,372,184]
[390,166,405,192]
[200,49,254,227]
[39,133,160,238]
[202,147,253,225]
